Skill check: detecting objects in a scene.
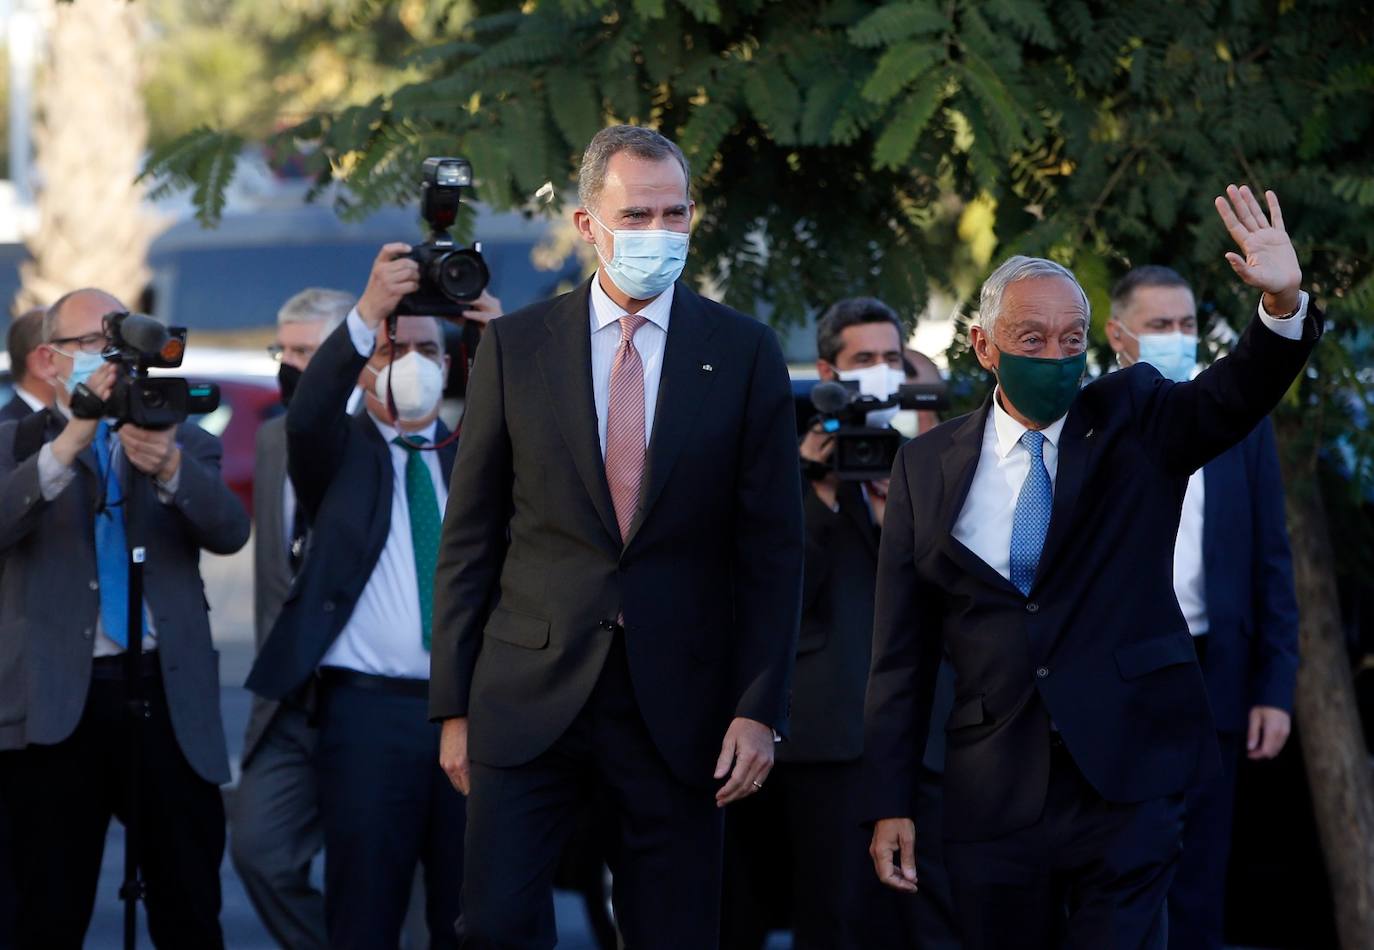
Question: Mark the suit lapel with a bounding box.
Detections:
[624,283,717,548]
[839,482,879,560]
[536,281,621,546]
[939,398,1018,591]
[1033,401,1094,589]
[437,421,458,486]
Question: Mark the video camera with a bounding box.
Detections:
[70,311,220,429]
[395,157,491,320]
[810,379,948,480]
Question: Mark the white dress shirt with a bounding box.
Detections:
[952,293,1308,581]
[1173,471,1208,635]
[953,396,1067,582]
[319,308,448,679]
[589,275,672,456]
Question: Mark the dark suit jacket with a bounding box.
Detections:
[241,413,291,765]
[246,323,456,700]
[429,278,805,789]
[0,411,250,784]
[0,396,34,424]
[1198,418,1299,732]
[864,310,1321,842]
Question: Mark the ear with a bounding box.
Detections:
[572,208,598,245]
[970,325,998,373]
[36,344,61,386]
[1105,318,1126,355]
[815,359,836,382]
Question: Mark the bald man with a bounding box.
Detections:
[0,288,249,948]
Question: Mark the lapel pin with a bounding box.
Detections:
[701,363,714,372]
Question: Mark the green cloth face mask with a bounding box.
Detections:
[993,349,1086,426]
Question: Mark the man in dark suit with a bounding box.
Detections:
[864,186,1320,949]
[230,287,354,950]
[722,298,959,950]
[430,125,804,949]
[1106,266,1299,950]
[0,288,250,948]
[2,308,54,422]
[246,259,478,949]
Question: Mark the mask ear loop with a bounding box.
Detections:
[384,310,464,453]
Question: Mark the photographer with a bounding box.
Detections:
[722,298,957,950]
[0,287,250,948]
[245,245,498,949]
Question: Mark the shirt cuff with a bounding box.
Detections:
[155,462,182,503]
[37,443,77,501]
[345,306,377,358]
[1257,291,1308,341]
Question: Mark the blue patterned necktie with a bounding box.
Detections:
[394,435,441,651]
[93,421,145,648]
[1009,429,1053,596]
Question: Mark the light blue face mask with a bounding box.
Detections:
[1121,327,1198,383]
[586,210,689,300]
[63,351,106,394]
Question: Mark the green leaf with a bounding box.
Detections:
[848,1,947,48]
[545,67,603,151]
[861,40,943,105]
[982,0,1058,49]
[744,59,802,144]
[873,70,945,169]
[676,0,722,24]
[678,101,737,164]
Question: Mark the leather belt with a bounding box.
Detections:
[318,666,429,699]
[91,650,160,680]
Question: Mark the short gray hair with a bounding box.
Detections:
[977,255,1089,337]
[277,287,355,335]
[577,125,691,212]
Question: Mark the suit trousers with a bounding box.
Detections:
[1166,730,1243,950]
[229,703,327,950]
[0,753,17,948]
[459,635,725,950]
[722,760,959,950]
[0,659,225,949]
[314,676,467,950]
[944,739,1183,950]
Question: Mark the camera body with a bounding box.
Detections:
[70,311,220,429]
[395,157,491,319]
[810,380,948,480]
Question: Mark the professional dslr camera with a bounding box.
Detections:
[808,379,948,480]
[395,157,491,320]
[70,311,219,429]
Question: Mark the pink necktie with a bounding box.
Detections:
[605,314,649,542]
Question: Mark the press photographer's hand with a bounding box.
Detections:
[800,423,839,510]
[462,290,504,326]
[358,243,420,329]
[119,425,181,482]
[51,363,117,467]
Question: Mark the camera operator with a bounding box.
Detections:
[245,246,499,949]
[722,297,958,950]
[0,287,250,948]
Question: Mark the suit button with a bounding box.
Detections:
[82,627,93,640]
[1026,602,1040,614]
[89,579,99,591]
[1036,667,1049,678]
[322,601,335,613]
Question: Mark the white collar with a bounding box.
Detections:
[15,386,46,413]
[990,387,1067,459]
[368,413,439,447]
[589,272,674,333]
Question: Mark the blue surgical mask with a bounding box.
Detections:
[64,351,106,394]
[1120,328,1198,383]
[586,210,689,300]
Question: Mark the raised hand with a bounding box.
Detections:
[1213,185,1302,316]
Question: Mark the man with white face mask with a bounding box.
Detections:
[1107,265,1298,950]
[246,250,499,949]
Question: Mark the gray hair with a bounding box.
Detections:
[577,125,691,212]
[977,255,1090,338]
[277,287,355,335]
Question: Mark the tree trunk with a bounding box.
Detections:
[1279,432,1374,949]
[17,0,156,313]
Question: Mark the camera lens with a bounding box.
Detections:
[433,249,490,302]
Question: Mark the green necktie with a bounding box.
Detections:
[394,435,441,651]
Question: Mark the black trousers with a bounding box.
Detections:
[1166,730,1242,950]
[314,674,466,950]
[944,739,1183,950]
[722,760,962,950]
[0,659,225,949]
[459,637,724,950]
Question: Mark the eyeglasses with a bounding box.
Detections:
[374,341,443,361]
[48,332,107,355]
[267,343,320,363]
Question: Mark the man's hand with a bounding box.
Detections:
[870,818,919,893]
[1247,705,1292,760]
[1213,185,1302,316]
[119,425,180,481]
[357,243,421,328]
[439,717,471,795]
[713,717,774,807]
[800,424,839,510]
[50,363,117,467]
[462,290,504,326]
